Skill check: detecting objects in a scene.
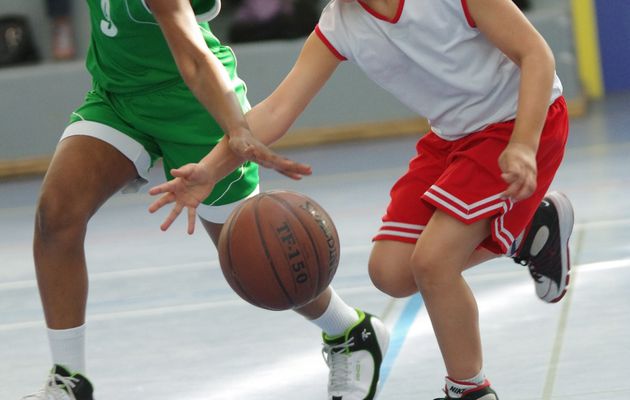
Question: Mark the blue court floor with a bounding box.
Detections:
[1,91,630,399]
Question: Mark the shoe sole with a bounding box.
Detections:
[544,191,574,303]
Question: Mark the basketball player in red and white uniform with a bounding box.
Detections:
[151,0,574,398]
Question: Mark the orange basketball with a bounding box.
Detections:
[218,190,340,311]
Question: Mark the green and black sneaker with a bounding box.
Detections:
[322,310,390,400]
[21,364,94,400]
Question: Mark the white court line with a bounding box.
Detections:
[575,257,630,272]
[0,284,379,332]
[575,217,630,230]
[542,225,585,400]
[2,258,628,333]
[0,260,219,290]
[0,245,374,291]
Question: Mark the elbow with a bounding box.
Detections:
[179,61,201,91]
[542,43,556,73]
[519,46,556,79]
[177,50,212,92]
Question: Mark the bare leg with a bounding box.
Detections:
[411,210,491,379]
[369,239,499,299]
[34,136,137,329]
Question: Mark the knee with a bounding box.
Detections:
[368,250,417,298]
[409,250,451,290]
[35,190,88,242]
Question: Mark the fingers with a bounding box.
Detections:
[233,141,312,176]
[274,159,312,180]
[187,207,197,235]
[171,164,195,178]
[501,171,537,201]
[160,203,184,231]
[148,193,175,213]
[255,149,313,179]
[149,182,175,196]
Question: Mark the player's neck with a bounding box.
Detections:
[361,0,401,20]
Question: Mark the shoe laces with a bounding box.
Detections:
[514,256,544,283]
[322,337,356,393]
[527,263,544,283]
[22,372,78,400]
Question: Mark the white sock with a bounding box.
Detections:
[47,324,86,375]
[310,288,360,337]
[445,370,487,398]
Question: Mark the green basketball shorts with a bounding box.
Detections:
[61,81,259,223]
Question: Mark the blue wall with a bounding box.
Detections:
[596,0,630,92]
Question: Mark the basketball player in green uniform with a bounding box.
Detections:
[22,1,388,399]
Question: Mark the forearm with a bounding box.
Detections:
[245,98,303,146]
[182,53,251,139]
[196,137,243,185]
[198,98,302,181]
[244,36,340,146]
[149,0,251,140]
[510,51,556,152]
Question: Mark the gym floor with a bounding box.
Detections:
[1,91,629,399]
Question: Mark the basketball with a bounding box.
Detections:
[218,190,340,311]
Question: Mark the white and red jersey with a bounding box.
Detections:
[315,0,563,140]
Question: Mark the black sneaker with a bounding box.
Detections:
[513,191,574,303]
[21,364,94,400]
[434,383,499,399]
[322,310,390,400]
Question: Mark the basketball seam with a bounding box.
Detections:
[255,194,295,308]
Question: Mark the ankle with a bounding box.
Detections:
[445,372,489,398]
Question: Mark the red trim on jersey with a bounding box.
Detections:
[315,25,347,61]
[461,0,476,27]
[358,0,405,23]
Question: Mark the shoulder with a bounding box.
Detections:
[319,0,361,26]
[319,0,366,39]
[189,0,222,22]
[317,0,359,60]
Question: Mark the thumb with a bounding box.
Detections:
[170,164,195,179]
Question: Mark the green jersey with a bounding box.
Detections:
[86,0,245,96]
[70,0,259,214]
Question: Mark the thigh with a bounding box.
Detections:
[373,132,449,242]
[40,135,138,217]
[66,86,162,192]
[118,82,260,223]
[200,219,222,247]
[413,209,491,276]
[369,240,417,297]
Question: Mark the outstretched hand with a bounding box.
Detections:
[228,135,312,179]
[148,164,214,234]
[499,142,538,201]
[149,134,311,234]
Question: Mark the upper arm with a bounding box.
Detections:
[466,0,553,67]
[146,0,210,78]
[262,32,342,117]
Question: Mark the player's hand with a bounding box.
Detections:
[498,142,538,201]
[227,134,312,179]
[148,163,214,234]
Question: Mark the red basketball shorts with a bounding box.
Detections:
[374,96,569,255]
